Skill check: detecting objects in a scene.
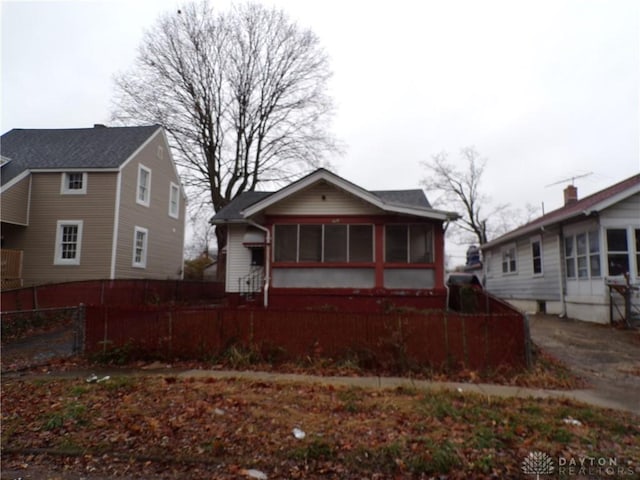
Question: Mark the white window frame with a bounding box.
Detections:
[531,236,543,276]
[132,226,149,268]
[60,172,87,195]
[54,220,83,265]
[168,182,180,219]
[501,244,517,274]
[136,164,151,207]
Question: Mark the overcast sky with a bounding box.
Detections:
[2,0,639,261]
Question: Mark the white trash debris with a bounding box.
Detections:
[214,408,225,416]
[563,417,582,426]
[292,427,306,439]
[86,374,110,383]
[240,469,267,479]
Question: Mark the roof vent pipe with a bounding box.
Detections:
[93,124,107,128]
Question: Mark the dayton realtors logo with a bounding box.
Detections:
[522,451,554,479]
[522,451,636,478]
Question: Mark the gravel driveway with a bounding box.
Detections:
[529,314,640,415]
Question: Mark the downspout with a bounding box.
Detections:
[558,224,567,317]
[443,218,452,310]
[247,220,271,308]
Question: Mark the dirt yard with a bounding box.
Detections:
[529,314,640,414]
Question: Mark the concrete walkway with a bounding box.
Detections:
[9,366,632,415]
[175,369,638,415]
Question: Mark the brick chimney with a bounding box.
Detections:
[563,185,578,205]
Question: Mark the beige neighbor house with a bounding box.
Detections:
[0,124,186,287]
[481,174,640,324]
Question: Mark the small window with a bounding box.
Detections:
[588,230,601,277]
[565,236,576,278]
[54,220,83,265]
[133,226,148,268]
[169,182,180,219]
[576,233,588,278]
[607,229,629,276]
[137,165,151,207]
[61,172,87,194]
[501,245,517,274]
[635,229,640,276]
[531,238,542,275]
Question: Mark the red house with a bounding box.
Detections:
[211,169,459,311]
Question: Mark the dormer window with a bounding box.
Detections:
[61,172,87,194]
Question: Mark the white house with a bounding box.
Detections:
[481,174,640,324]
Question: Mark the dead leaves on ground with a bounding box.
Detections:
[2,375,638,479]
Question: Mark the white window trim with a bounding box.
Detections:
[54,220,83,265]
[132,226,149,268]
[530,236,543,277]
[501,243,517,275]
[168,182,180,219]
[136,164,151,207]
[60,172,87,195]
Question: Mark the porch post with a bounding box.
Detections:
[375,223,384,289]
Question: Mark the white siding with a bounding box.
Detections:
[484,227,562,302]
[226,225,254,292]
[265,182,380,216]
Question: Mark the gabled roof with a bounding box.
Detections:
[210,168,458,224]
[482,173,640,249]
[1,125,161,187]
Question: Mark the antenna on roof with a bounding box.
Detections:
[545,172,593,188]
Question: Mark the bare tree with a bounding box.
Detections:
[112,1,338,249]
[422,147,536,248]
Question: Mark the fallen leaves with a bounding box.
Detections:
[2,375,638,479]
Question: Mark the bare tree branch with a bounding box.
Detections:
[111,1,340,249]
[422,147,538,252]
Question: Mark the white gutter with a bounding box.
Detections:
[247,220,271,308]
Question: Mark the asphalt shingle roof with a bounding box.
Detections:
[210,187,432,223]
[1,125,161,186]
[483,173,640,248]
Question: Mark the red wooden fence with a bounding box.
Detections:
[0,279,225,312]
[84,305,529,370]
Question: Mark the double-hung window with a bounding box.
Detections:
[531,237,542,275]
[635,229,640,276]
[565,231,601,279]
[61,172,87,194]
[137,165,151,207]
[54,220,83,265]
[501,244,517,274]
[169,182,180,218]
[607,229,629,276]
[133,226,148,268]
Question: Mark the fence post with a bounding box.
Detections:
[103,306,109,354]
[73,304,86,354]
[32,285,38,310]
[523,313,532,368]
